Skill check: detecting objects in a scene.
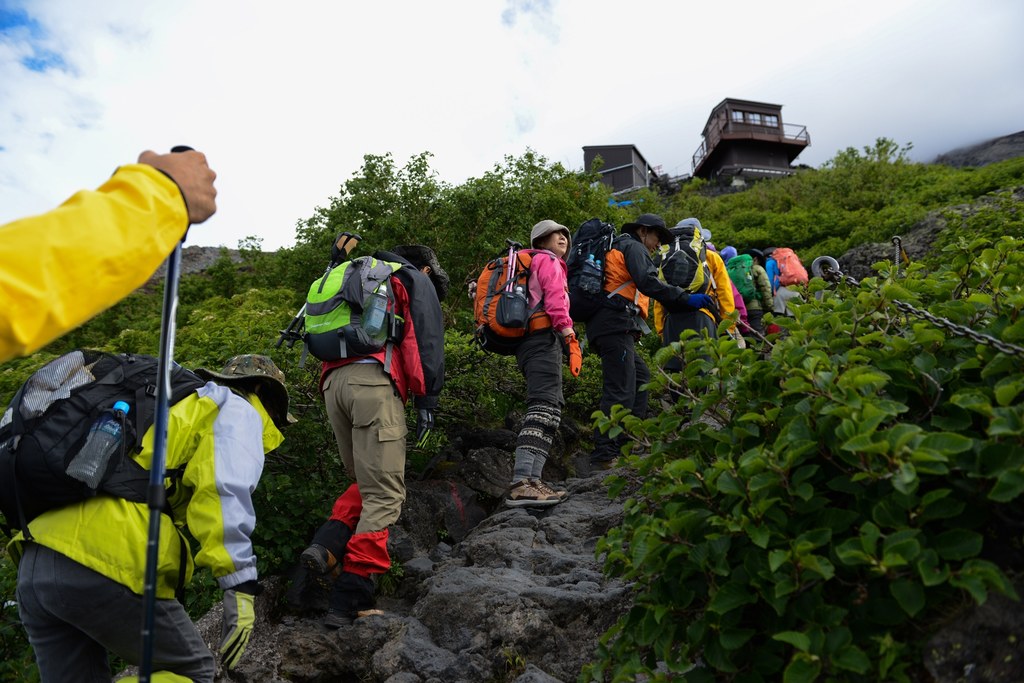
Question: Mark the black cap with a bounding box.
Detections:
[621,213,672,245]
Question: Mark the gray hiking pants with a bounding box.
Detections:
[511,331,565,482]
[17,543,214,682]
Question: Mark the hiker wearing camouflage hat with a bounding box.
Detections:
[13,354,289,680]
[194,354,295,429]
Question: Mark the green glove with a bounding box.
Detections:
[219,587,256,669]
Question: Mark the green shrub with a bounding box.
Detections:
[584,237,1024,682]
[0,551,39,682]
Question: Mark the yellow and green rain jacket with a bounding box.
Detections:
[10,383,283,599]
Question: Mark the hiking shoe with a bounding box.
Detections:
[323,609,354,629]
[301,543,334,573]
[324,608,385,630]
[506,480,560,508]
[301,544,339,589]
[530,479,567,499]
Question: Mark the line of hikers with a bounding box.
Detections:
[1,147,811,681]
[469,213,809,483]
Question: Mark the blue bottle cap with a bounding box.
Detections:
[113,400,131,415]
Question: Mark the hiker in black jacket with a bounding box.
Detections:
[587,214,711,469]
[299,244,447,629]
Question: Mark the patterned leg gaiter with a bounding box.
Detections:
[513,402,562,481]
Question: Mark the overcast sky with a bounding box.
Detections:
[2,0,1022,251]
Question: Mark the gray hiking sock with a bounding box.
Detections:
[512,446,537,482]
[529,453,547,481]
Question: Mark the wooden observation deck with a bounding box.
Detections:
[692,98,810,180]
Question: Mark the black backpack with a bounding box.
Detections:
[0,349,206,538]
[657,225,714,295]
[566,218,623,322]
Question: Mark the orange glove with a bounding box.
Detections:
[565,333,583,378]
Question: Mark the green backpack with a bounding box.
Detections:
[304,256,405,365]
[726,253,757,301]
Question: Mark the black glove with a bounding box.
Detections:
[415,409,434,448]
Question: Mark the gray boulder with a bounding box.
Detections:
[178,464,632,682]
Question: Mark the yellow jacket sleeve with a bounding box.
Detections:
[0,164,188,362]
[653,300,665,338]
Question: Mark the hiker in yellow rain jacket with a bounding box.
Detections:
[0,149,217,363]
[11,355,289,682]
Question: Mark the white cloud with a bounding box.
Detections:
[1,0,1021,251]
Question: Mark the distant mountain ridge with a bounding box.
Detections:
[933,130,1024,168]
[145,245,242,286]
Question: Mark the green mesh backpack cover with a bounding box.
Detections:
[304,256,403,361]
[726,253,757,300]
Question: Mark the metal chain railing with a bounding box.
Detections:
[810,240,1024,358]
[891,299,1024,358]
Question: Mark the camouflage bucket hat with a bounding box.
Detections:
[194,354,295,429]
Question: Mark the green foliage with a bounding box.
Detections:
[662,139,1024,264]
[0,551,39,682]
[378,559,405,597]
[501,644,528,679]
[582,237,1024,682]
[413,149,614,293]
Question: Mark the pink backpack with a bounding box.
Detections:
[773,247,808,286]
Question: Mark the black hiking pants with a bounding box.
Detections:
[589,332,649,463]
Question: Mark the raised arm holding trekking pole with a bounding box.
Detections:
[3,148,291,682]
[0,149,216,364]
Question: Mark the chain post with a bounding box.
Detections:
[891,236,903,279]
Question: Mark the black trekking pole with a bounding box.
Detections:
[139,145,193,683]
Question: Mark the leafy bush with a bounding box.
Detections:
[0,551,38,682]
[663,140,1024,263]
[584,237,1024,682]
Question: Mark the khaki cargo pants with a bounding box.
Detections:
[322,362,408,533]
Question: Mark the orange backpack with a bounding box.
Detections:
[473,243,550,355]
[773,247,809,286]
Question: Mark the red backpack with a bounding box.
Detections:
[773,247,808,286]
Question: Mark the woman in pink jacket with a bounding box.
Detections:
[505,220,579,508]
[720,246,749,334]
